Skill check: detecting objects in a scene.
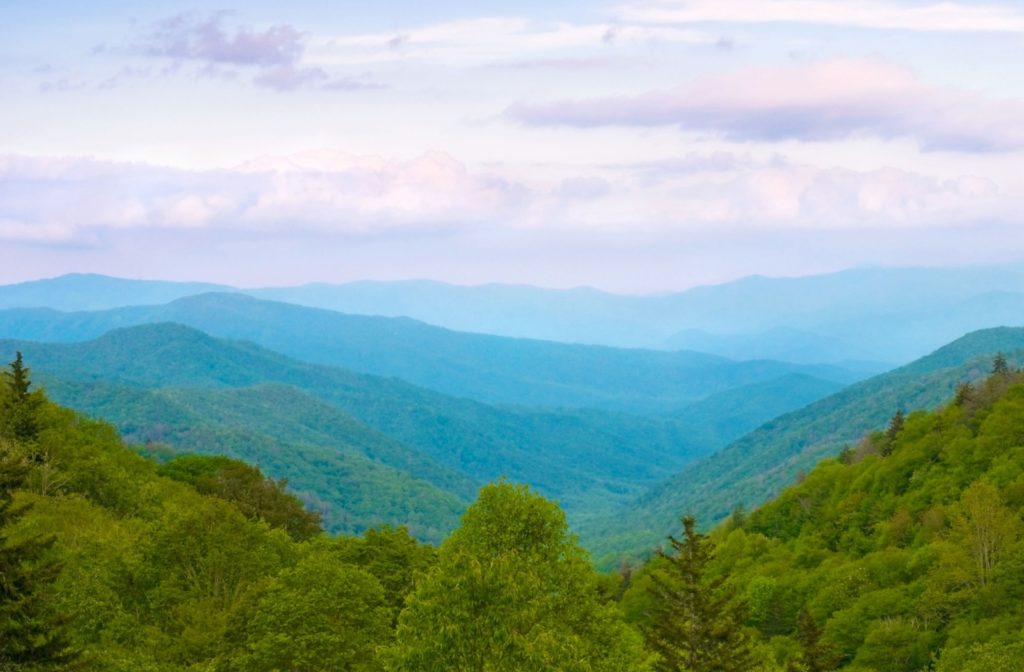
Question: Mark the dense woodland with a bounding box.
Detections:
[4,352,1024,670]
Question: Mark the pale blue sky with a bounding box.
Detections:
[2,1,1023,291]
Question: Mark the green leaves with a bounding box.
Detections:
[385,482,651,672]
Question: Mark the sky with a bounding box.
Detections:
[1,0,1023,292]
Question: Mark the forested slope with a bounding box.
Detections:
[0,324,709,523]
[621,365,1024,670]
[0,361,653,671]
[587,328,1024,562]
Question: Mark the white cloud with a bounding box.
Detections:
[0,150,1014,246]
[310,17,714,66]
[0,152,527,241]
[614,0,1024,33]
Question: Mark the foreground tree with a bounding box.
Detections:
[384,481,651,671]
[224,550,391,672]
[0,452,76,670]
[647,516,754,672]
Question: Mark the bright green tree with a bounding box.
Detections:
[647,516,754,672]
[225,551,391,672]
[384,481,651,672]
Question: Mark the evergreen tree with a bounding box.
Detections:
[1,353,42,442]
[786,607,840,672]
[954,381,974,406]
[0,452,75,669]
[992,352,1010,376]
[647,516,754,672]
[881,409,905,456]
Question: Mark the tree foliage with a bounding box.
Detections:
[647,516,755,672]
[384,481,651,671]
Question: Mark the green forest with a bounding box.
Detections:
[4,353,1024,670]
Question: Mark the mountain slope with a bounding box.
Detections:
[0,324,710,517]
[585,327,1024,562]
[622,369,1024,670]
[0,293,867,414]
[40,377,469,541]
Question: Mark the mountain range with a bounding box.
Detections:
[3,264,1023,363]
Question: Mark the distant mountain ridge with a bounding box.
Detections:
[2,264,1023,363]
[0,293,866,414]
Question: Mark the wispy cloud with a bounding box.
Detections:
[137,13,379,92]
[144,12,305,66]
[507,59,1024,152]
[312,17,714,66]
[614,0,1024,33]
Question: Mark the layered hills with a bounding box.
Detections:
[0,293,865,414]
[585,327,1024,563]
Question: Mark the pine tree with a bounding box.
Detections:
[1,353,42,442]
[992,352,1010,376]
[0,452,76,669]
[881,409,905,457]
[647,516,754,672]
[954,381,974,407]
[786,607,841,672]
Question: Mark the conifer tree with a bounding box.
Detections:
[881,409,905,456]
[647,516,754,672]
[992,352,1010,376]
[1,353,42,442]
[786,607,841,672]
[0,452,76,669]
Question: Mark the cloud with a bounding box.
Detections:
[144,13,304,67]
[507,59,1024,152]
[0,150,1014,248]
[313,17,714,66]
[614,0,1024,33]
[0,152,526,243]
[138,13,378,92]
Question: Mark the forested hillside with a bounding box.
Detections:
[587,328,1024,563]
[0,356,650,670]
[5,348,1024,670]
[0,324,716,533]
[620,362,1024,670]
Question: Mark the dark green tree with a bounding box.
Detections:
[1,352,43,442]
[992,353,1010,376]
[647,515,754,672]
[954,381,974,407]
[158,455,322,541]
[881,409,905,456]
[0,453,75,669]
[786,607,841,672]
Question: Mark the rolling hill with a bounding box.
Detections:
[583,327,1024,564]
[0,323,719,526]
